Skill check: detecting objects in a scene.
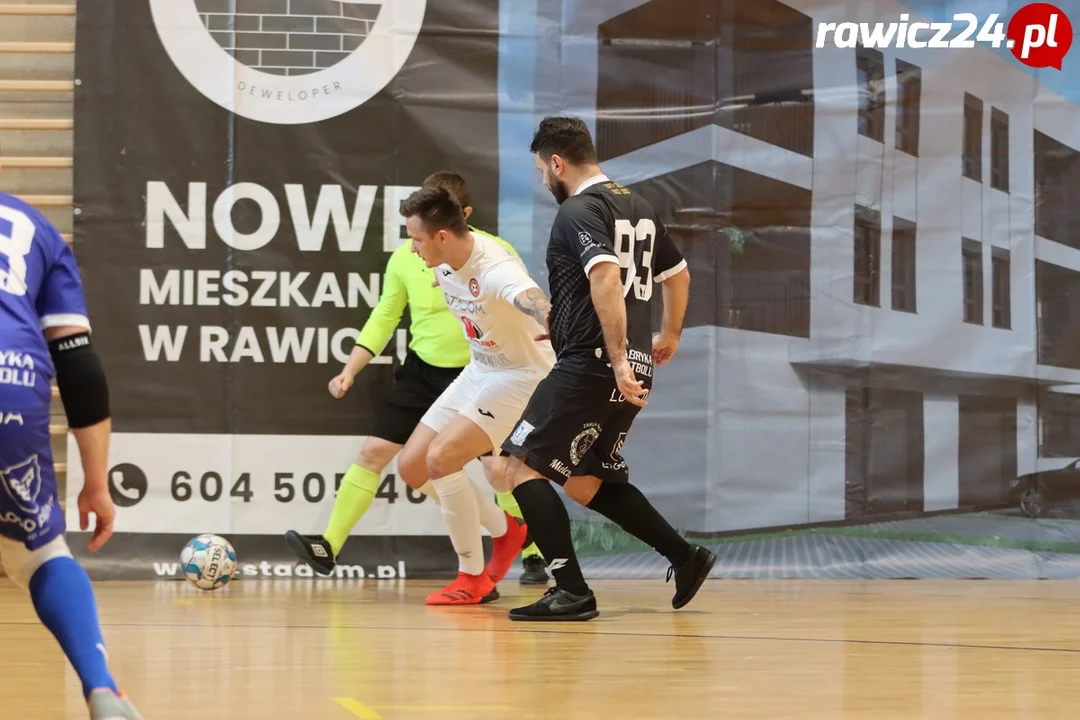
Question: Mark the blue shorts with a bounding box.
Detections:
[0,389,63,550]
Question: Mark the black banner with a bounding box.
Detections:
[73,0,500,436]
[69,0,1080,582]
[68,0,502,567]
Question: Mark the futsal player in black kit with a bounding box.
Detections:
[501,117,717,621]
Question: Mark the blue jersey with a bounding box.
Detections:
[0,192,89,409]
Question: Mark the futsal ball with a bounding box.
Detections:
[180,534,237,591]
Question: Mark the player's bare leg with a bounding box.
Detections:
[397,422,440,492]
[428,418,530,588]
[398,424,518,547]
[402,416,497,604]
[400,415,530,604]
[482,455,548,584]
[286,435,402,576]
[481,455,511,493]
[562,474,602,505]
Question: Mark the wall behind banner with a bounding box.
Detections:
[67,0,1080,580]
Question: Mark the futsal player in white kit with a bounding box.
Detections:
[394,185,555,605]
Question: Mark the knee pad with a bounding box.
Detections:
[0,535,73,588]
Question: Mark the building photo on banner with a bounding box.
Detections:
[4,0,1080,716]
[63,0,1080,582]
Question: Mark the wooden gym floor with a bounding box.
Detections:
[0,578,1078,719]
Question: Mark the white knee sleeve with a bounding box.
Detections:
[0,535,73,589]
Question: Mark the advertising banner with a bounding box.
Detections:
[68,0,500,579]
[70,0,1080,580]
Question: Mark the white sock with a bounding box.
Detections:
[416,480,441,505]
[432,471,484,575]
[470,478,508,538]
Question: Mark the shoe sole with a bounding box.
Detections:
[508,608,599,621]
[518,572,549,585]
[284,531,335,577]
[672,550,718,610]
[426,588,501,606]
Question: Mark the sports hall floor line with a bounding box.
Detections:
[2,618,1075,656]
[334,698,512,719]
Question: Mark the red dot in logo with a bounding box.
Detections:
[1007,3,1073,70]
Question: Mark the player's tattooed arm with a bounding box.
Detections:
[513,287,552,328]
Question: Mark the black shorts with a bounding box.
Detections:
[372,351,464,445]
[500,362,650,484]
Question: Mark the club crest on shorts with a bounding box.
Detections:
[509,420,534,446]
[569,423,601,465]
[469,278,480,297]
[0,455,43,515]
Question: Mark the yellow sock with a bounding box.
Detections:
[324,465,381,556]
[496,491,543,560]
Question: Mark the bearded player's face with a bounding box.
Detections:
[535,153,570,205]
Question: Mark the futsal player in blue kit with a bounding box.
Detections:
[0,188,143,719]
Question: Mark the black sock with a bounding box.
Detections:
[512,479,589,595]
[586,482,691,567]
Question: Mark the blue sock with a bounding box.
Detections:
[28,556,117,699]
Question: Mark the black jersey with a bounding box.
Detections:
[544,176,686,377]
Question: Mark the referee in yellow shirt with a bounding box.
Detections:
[286,171,548,584]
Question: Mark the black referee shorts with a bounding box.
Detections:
[372,351,464,445]
[501,362,650,484]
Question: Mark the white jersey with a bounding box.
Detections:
[435,232,556,373]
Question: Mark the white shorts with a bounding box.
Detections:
[419,363,545,449]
